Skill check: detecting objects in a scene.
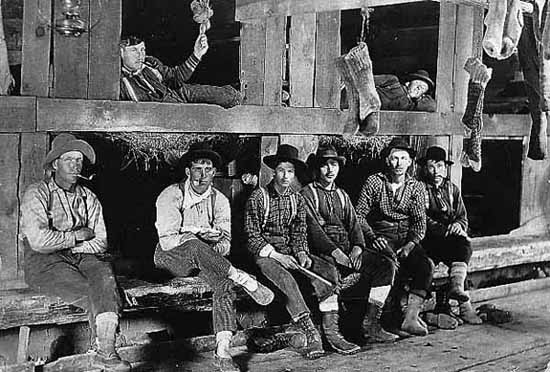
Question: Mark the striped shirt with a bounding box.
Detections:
[244,182,308,257]
[20,178,107,254]
[356,172,427,245]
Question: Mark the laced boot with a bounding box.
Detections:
[294,314,325,359]
[459,300,483,325]
[92,313,131,372]
[322,311,360,355]
[362,302,398,343]
[448,262,470,302]
[401,293,428,336]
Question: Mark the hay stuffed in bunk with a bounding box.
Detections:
[104,133,245,172]
[319,135,392,163]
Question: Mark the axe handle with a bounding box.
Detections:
[296,266,334,287]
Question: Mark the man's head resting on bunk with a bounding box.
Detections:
[404,69,434,99]
[120,35,146,73]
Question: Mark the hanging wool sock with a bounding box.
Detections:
[483,0,508,59]
[502,0,525,59]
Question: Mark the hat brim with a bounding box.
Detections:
[263,155,307,174]
[417,157,454,166]
[407,73,435,91]
[310,155,347,168]
[43,139,96,170]
[381,146,417,160]
[180,149,222,169]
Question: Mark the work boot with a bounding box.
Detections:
[322,311,360,355]
[92,313,131,372]
[229,268,274,306]
[213,353,241,372]
[294,314,325,359]
[448,262,470,303]
[362,302,398,343]
[459,301,483,325]
[401,293,428,336]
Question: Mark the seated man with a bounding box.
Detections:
[375,70,436,112]
[244,144,325,359]
[355,138,433,336]
[119,34,242,108]
[418,146,482,325]
[20,134,131,372]
[301,146,397,345]
[154,144,273,372]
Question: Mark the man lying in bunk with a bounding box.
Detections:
[355,138,433,337]
[244,144,326,360]
[119,34,242,108]
[375,70,436,112]
[153,144,274,372]
[301,146,397,346]
[418,146,482,326]
[20,134,131,372]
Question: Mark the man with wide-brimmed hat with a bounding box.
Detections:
[355,137,433,337]
[374,69,436,112]
[244,144,325,359]
[418,146,482,325]
[301,145,398,349]
[154,143,274,372]
[20,133,131,372]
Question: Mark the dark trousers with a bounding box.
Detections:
[372,220,434,297]
[179,84,242,108]
[423,235,472,266]
[256,255,338,320]
[24,249,122,319]
[154,239,236,334]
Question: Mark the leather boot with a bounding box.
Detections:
[92,313,131,372]
[362,302,398,343]
[322,311,360,355]
[294,314,325,359]
[449,262,470,302]
[459,301,483,325]
[401,293,428,336]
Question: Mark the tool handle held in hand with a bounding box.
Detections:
[295,266,334,287]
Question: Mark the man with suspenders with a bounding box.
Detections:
[244,144,327,359]
[154,144,273,372]
[20,134,131,372]
[301,146,398,347]
[418,146,482,325]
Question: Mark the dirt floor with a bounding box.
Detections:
[129,288,550,372]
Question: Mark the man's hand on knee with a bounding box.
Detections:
[296,251,312,269]
[396,242,415,259]
[269,251,299,270]
[331,248,351,268]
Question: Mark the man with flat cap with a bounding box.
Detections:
[355,137,432,337]
[301,145,398,347]
[244,144,325,360]
[154,143,273,372]
[418,146,482,325]
[20,133,131,371]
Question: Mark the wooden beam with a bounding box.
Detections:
[263,16,286,106]
[289,13,316,107]
[470,278,550,303]
[240,20,267,105]
[16,326,30,364]
[314,11,341,109]
[453,5,475,114]
[0,97,36,133]
[21,0,51,97]
[436,2,457,113]
[88,0,121,99]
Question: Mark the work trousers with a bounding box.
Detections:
[423,235,472,267]
[255,254,338,320]
[24,249,122,320]
[178,84,242,109]
[154,239,236,334]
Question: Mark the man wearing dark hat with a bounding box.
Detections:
[418,146,482,325]
[244,144,325,360]
[119,34,242,108]
[20,134,131,371]
[301,146,397,347]
[374,69,436,112]
[355,137,433,337]
[154,144,273,372]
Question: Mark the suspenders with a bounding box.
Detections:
[259,187,297,230]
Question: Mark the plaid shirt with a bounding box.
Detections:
[356,172,426,245]
[244,182,308,257]
[20,178,107,254]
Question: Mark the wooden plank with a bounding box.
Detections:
[0,96,35,132]
[0,362,35,372]
[289,13,316,107]
[17,133,48,282]
[471,5,484,58]
[52,0,90,98]
[259,136,279,187]
[314,11,341,109]
[87,0,121,99]
[519,138,550,225]
[16,326,30,364]
[0,134,21,283]
[470,278,550,303]
[263,17,286,106]
[449,135,463,187]
[436,2,457,112]
[21,0,51,96]
[240,20,267,105]
[453,5,474,113]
